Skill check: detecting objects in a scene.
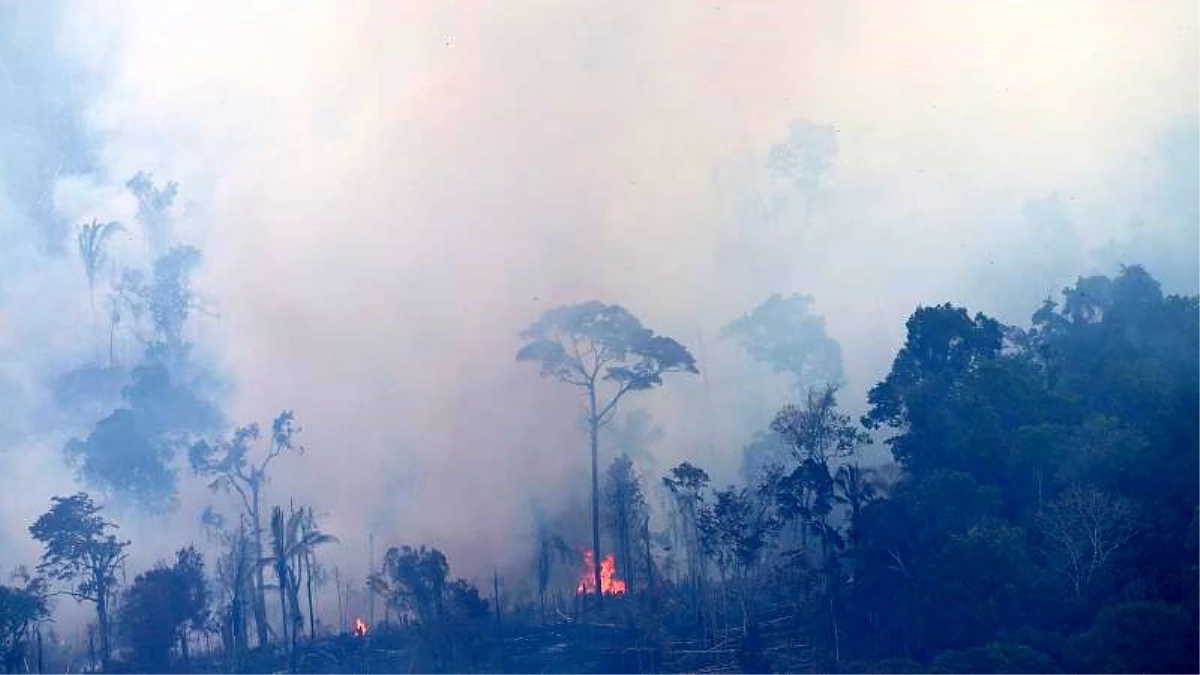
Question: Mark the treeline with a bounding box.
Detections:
[1,264,1196,674]
[511,264,1198,673]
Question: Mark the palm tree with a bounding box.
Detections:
[833,463,877,547]
[76,219,125,336]
[262,505,338,665]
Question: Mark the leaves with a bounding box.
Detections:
[516,302,698,397]
[28,494,129,592]
[723,292,845,393]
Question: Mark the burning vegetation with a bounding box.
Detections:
[575,551,626,597]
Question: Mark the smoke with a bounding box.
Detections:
[1,0,1196,610]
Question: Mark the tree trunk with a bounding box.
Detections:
[306,553,316,641]
[492,569,502,639]
[333,567,344,634]
[643,516,655,598]
[251,488,270,648]
[97,588,111,672]
[588,388,603,608]
[180,628,191,665]
[277,563,290,650]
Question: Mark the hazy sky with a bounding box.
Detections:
[1,0,1196,596]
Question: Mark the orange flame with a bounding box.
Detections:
[353,618,368,636]
[575,551,627,596]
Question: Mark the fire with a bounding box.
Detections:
[353,618,368,637]
[575,551,627,596]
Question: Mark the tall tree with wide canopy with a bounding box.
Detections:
[517,302,698,604]
[28,493,129,672]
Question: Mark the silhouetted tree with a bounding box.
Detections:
[28,493,129,672]
[126,171,178,257]
[605,454,648,593]
[517,302,697,605]
[76,218,125,339]
[190,411,303,649]
[723,293,844,395]
[118,546,208,672]
[261,504,337,666]
[663,462,711,601]
[0,569,47,674]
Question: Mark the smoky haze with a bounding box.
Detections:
[0,0,1196,620]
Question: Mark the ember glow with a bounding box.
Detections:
[575,551,627,596]
[353,618,368,637]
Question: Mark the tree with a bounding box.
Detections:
[863,303,1003,471]
[65,362,223,511]
[126,171,178,257]
[698,484,781,637]
[207,515,254,668]
[1036,484,1139,600]
[663,462,711,600]
[517,302,697,605]
[369,545,449,626]
[76,219,125,339]
[834,463,878,549]
[190,411,303,648]
[172,546,209,664]
[607,408,665,472]
[368,545,489,671]
[261,504,338,665]
[722,293,844,395]
[770,385,869,559]
[299,507,329,642]
[0,570,47,675]
[28,493,129,672]
[118,546,208,672]
[532,523,572,624]
[604,454,648,593]
[771,384,869,467]
[1069,601,1198,674]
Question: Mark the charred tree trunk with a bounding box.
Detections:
[306,553,316,641]
[96,587,111,672]
[251,488,270,648]
[588,387,603,608]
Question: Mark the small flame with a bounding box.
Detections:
[353,618,368,637]
[575,551,627,596]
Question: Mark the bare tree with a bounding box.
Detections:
[190,411,303,648]
[1037,484,1139,599]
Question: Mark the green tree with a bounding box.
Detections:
[118,546,209,672]
[28,493,130,672]
[517,302,697,605]
[0,569,47,675]
[1069,601,1197,674]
